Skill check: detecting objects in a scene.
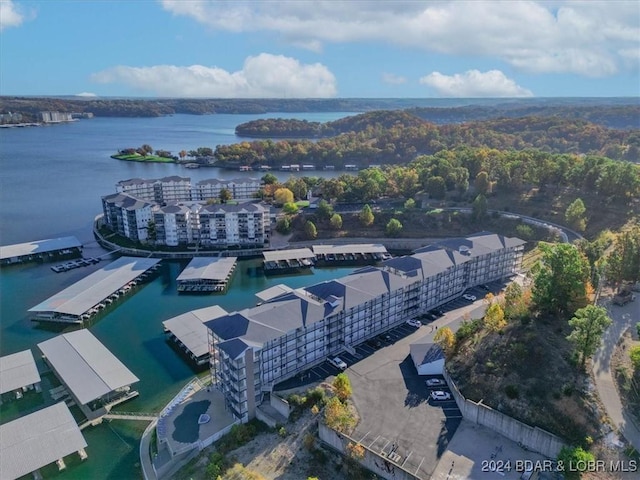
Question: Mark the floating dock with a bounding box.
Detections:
[0,236,82,266]
[312,244,391,266]
[0,402,88,479]
[263,248,315,275]
[28,256,161,324]
[176,257,237,293]
[162,305,228,367]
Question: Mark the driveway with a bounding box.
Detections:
[592,296,640,451]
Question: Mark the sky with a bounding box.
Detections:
[1,0,639,98]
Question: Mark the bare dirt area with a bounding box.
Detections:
[611,330,640,433]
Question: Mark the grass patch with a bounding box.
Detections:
[111,153,175,163]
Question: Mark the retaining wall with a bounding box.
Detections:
[270,393,291,419]
[443,369,566,458]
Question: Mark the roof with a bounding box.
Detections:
[102,193,153,211]
[117,176,190,187]
[205,312,285,347]
[29,256,161,316]
[37,330,139,405]
[0,350,41,395]
[312,244,388,255]
[177,257,237,282]
[255,284,294,302]
[263,248,315,262]
[0,236,81,261]
[0,402,87,480]
[162,305,228,358]
[409,342,444,368]
[196,178,260,185]
[202,202,267,214]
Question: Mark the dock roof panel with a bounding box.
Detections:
[0,402,87,480]
[177,257,238,282]
[37,330,139,405]
[0,236,81,261]
[255,284,294,302]
[263,248,315,262]
[28,256,161,316]
[0,350,41,395]
[312,244,388,255]
[163,305,228,358]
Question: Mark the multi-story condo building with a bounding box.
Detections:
[101,193,153,242]
[198,203,268,248]
[203,232,525,421]
[153,204,197,247]
[116,176,192,204]
[194,178,262,201]
[38,111,73,123]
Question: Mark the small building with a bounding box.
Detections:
[177,257,238,293]
[0,236,82,265]
[37,330,139,420]
[263,248,315,275]
[163,305,228,367]
[410,336,445,376]
[0,349,41,403]
[0,402,88,479]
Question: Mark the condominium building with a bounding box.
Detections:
[101,193,153,242]
[116,176,192,203]
[203,232,525,421]
[194,178,262,201]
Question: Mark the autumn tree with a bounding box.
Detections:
[304,220,318,240]
[330,213,343,230]
[434,327,456,356]
[324,396,356,433]
[474,171,491,195]
[503,282,529,321]
[426,176,446,200]
[274,187,294,205]
[565,198,587,232]
[219,188,233,204]
[386,218,403,237]
[346,442,365,460]
[333,373,352,402]
[567,305,612,368]
[359,204,374,226]
[484,303,507,332]
[532,243,590,316]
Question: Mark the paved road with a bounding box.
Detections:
[592,297,640,452]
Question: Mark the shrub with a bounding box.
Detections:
[505,385,519,399]
[278,426,287,437]
[557,446,596,480]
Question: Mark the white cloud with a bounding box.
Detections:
[90,53,337,98]
[382,73,407,85]
[0,0,26,31]
[75,92,97,97]
[420,70,534,97]
[160,0,640,77]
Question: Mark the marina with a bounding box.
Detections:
[28,256,161,324]
[50,256,101,273]
[312,243,391,266]
[0,349,42,403]
[0,236,82,266]
[263,248,315,275]
[176,256,238,293]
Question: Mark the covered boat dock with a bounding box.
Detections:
[28,256,161,324]
[0,236,82,265]
[162,305,228,367]
[176,257,237,293]
[263,248,315,275]
[37,330,140,421]
[312,244,391,266]
[0,349,41,403]
[0,402,88,479]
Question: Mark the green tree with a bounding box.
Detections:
[471,194,488,222]
[630,345,640,371]
[434,327,456,356]
[304,220,317,240]
[359,204,375,226]
[426,176,446,200]
[316,199,333,221]
[567,305,612,368]
[565,198,587,232]
[333,373,352,402]
[515,224,534,240]
[386,218,403,237]
[275,217,291,234]
[532,243,590,316]
[404,198,416,209]
[261,173,278,185]
[329,213,343,230]
[274,187,294,205]
[557,446,596,480]
[474,171,491,195]
[484,303,507,331]
[607,225,640,284]
[219,188,233,204]
[282,202,298,214]
[146,220,156,242]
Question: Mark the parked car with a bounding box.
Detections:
[430,390,452,401]
[367,338,382,349]
[462,294,476,301]
[328,357,347,370]
[425,378,447,387]
[406,319,422,328]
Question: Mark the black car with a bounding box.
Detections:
[367,338,383,349]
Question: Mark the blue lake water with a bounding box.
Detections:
[0,112,354,479]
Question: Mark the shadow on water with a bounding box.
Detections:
[142,337,193,381]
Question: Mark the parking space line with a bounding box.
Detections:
[382,439,391,453]
[359,431,370,444]
[401,451,413,467]
[415,457,425,476]
[368,435,380,448]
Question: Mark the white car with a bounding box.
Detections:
[430,390,452,401]
[406,319,422,328]
[425,378,447,387]
[462,294,476,301]
[329,357,347,370]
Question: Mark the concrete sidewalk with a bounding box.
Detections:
[592,297,640,452]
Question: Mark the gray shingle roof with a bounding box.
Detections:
[102,192,153,210]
